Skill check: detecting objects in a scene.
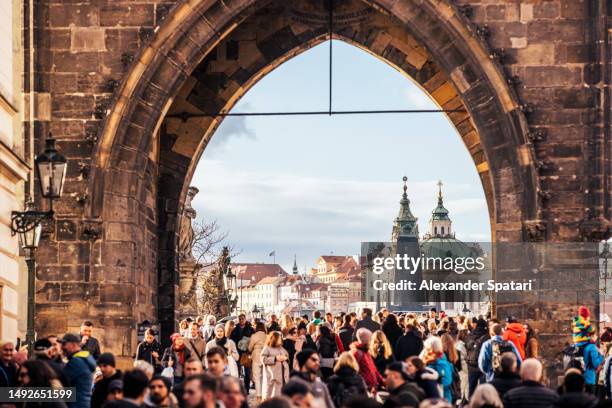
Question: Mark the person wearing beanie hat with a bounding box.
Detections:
[204,323,239,377]
[571,306,604,391]
[573,306,596,346]
[91,352,122,408]
[161,333,191,385]
[290,349,335,408]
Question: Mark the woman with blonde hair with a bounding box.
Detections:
[260,331,289,399]
[468,383,503,408]
[369,330,395,377]
[280,314,294,336]
[327,352,367,407]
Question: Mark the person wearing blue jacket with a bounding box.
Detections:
[582,334,604,391]
[60,333,97,408]
[478,323,522,382]
[421,336,454,402]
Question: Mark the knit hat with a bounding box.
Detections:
[579,306,590,319]
[573,306,595,346]
[170,332,182,343]
[97,352,116,367]
[215,323,225,332]
[295,349,317,368]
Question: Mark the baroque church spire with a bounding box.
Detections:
[392,176,419,240]
[429,180,453,237]
[292,254,298,275]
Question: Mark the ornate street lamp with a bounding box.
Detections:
[252,304,260,320]
[10,134,67,355]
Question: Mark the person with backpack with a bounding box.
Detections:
[478,323,522,382]
[572,306,604,393]
[465,318,489,397]
[327,352,368,408]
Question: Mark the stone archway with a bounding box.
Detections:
[33,0,609,363]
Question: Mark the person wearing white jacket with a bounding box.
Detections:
[260,331,290,399]
[205,323,239,377]
[248,322,268,403]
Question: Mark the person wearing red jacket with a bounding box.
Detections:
[350,328,383,392]
[503,316,527,360]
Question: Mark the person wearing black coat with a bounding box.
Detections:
[555,371,598,408]
[394,325,423,362]
[382,314,403,352]
[135,329,163,373]
[317,325,338,381]
[406,356,440,399]
[465,318,490,397]
[338,315,354,351]
[503,359,558,408]
[327,357,368,407]
[490,352,521,399]
[352,308,380,340]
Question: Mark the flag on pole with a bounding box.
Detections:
[269,251,276,257]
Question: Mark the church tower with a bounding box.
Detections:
[292,254,298,275]
[428,180,453,238]
[391,176,424,308]
[392,176,419,241]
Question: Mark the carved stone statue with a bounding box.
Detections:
[179,186,199,261]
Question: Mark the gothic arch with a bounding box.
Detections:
[82,0,542,344]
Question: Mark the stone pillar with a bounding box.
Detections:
[177,186,200,320]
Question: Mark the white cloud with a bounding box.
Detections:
[190,160,490,267]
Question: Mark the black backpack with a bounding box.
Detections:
[466,334,488,367]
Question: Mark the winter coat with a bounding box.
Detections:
[490,371,521,398]
[205,337,239,362]
[555,391,598,408]
[383,381,425,408]
[261,346,290,385]
[350,342,383,390]
[412,367,440,399]
[91,369,122,408]
[135,339,163,370]
[80,336,101,360]
[338,325,354,351]
[63,350,97,408]
[248,331,267,366]
[290,372,335,408]
[353,318,380,339]
[183,337,207,363]
[231,323,255,351]
[582,342,604,385]
[503,322,527,359]
[477,335,522,381]
[161,346,191,378]
[427,354,453,402]
[382,323,403,351]
[0,360,17,387]
[464,327,489,372]
[372,346,394,377]
[502,380,559,408]
[395,331,423,361]
[327,366,368,408]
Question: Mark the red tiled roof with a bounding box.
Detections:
[319,255,349,264]
[232,263,287,284]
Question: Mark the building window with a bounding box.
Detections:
[441,226,444,235]
[434,227,437,235]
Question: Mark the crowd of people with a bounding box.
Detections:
[2,306,612,407]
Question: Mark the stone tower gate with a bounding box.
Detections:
[29,0,610,365]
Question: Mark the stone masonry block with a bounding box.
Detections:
[70,27,107,53]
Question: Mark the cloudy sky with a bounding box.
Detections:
[191,41,490,273]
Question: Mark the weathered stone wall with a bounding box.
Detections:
[30,0,609,362]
